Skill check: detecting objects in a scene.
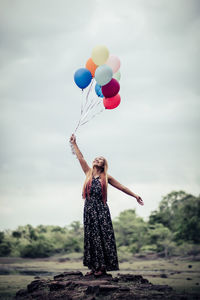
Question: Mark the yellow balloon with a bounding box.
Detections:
[91,45,109,66]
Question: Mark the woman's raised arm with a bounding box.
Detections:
[70,134,91,175]
[108,174,144,206]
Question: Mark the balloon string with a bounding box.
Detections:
[80,106,105,126]
[81,97,96,118]
[74,119,81,133]
[81,89,84,114]
[84,78,94,112]
[80,98,100,123]
[80,100,103,124]
[74,87,91,133]
[74,99,97,133]
[73,79,103,134]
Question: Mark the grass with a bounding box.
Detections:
[0,275,35,299]
[115,258,200,296]
[0,254,200,298]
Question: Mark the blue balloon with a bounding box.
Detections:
[95,83,104,98]
[74,68,92,89]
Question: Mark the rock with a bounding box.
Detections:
[160,273,168,278]
[74,280,109,286]
[146,284,173,291]
[119,286,130,291]
[15,289,28,297]
[85,285,100,295]
[117,273,149,284]
[58,257,71,262]
[54,271,83,280]
[99,284,119,292]
[15,270,195,299]
[27,279,48,293]
[49,280,71,291]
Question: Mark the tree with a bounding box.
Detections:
[0,240,12,256]
[149,191,200,244]
[113,209,148,253]
[147,223,173,257]
[0,231,5,243]
[12,231,22,239]
[20,239,54,258]
[69,221,83,234]
[174,194,200,243]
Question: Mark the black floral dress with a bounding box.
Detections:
[83,176,119,271]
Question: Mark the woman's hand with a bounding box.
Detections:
[135,195,144,206]
[70,134,76,145]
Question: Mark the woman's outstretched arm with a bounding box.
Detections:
[69,134,91,174]
[108,174,144,206]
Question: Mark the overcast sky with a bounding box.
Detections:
[0,0,199,231]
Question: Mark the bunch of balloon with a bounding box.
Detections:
[73,45,121,135]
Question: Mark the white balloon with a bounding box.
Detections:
[95,65,113,86]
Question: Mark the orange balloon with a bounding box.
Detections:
[85,58,97,77]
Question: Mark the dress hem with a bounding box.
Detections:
[83,262,120,271]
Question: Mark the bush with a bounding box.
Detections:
[140,244,157,253]
[12,231,22,239]
[128,244,138,254]
[172,243,200,257]
[64,237,82,253]
[0,231,5,243]
[117,246,134,262]
[20,240,54,258]
[0,240,12,256]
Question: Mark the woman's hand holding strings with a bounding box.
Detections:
[70,134,76,145]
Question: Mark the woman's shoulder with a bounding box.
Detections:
[107,174,113,181]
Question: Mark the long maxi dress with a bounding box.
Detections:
[83,176,119,271]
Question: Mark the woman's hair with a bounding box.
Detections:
[82,157,108,204]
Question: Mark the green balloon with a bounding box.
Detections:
[113,70,121,81]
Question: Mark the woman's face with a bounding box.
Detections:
[93,156,105,168]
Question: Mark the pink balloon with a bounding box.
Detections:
[102,78,120,98]
[103,94,121,109]
[106,55,121,73]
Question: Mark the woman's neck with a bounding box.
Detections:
[92,167,102,177]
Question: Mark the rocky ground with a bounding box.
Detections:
[15,271,198,300]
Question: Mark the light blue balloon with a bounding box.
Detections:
[74,68,92,89]
[95,83,104,98]
[95,65,113,86]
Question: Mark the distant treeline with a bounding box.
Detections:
[0,191,200,258]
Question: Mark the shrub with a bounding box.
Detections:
[140,244,157,253]
[20,240,54,258]
[64,237,82,253]
[0,240,12,256]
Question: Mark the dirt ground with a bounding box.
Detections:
[0,254,200,299]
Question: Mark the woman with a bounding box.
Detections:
[70,134,144,276]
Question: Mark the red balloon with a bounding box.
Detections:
[103,94,121,109]
[102,78,120,98]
